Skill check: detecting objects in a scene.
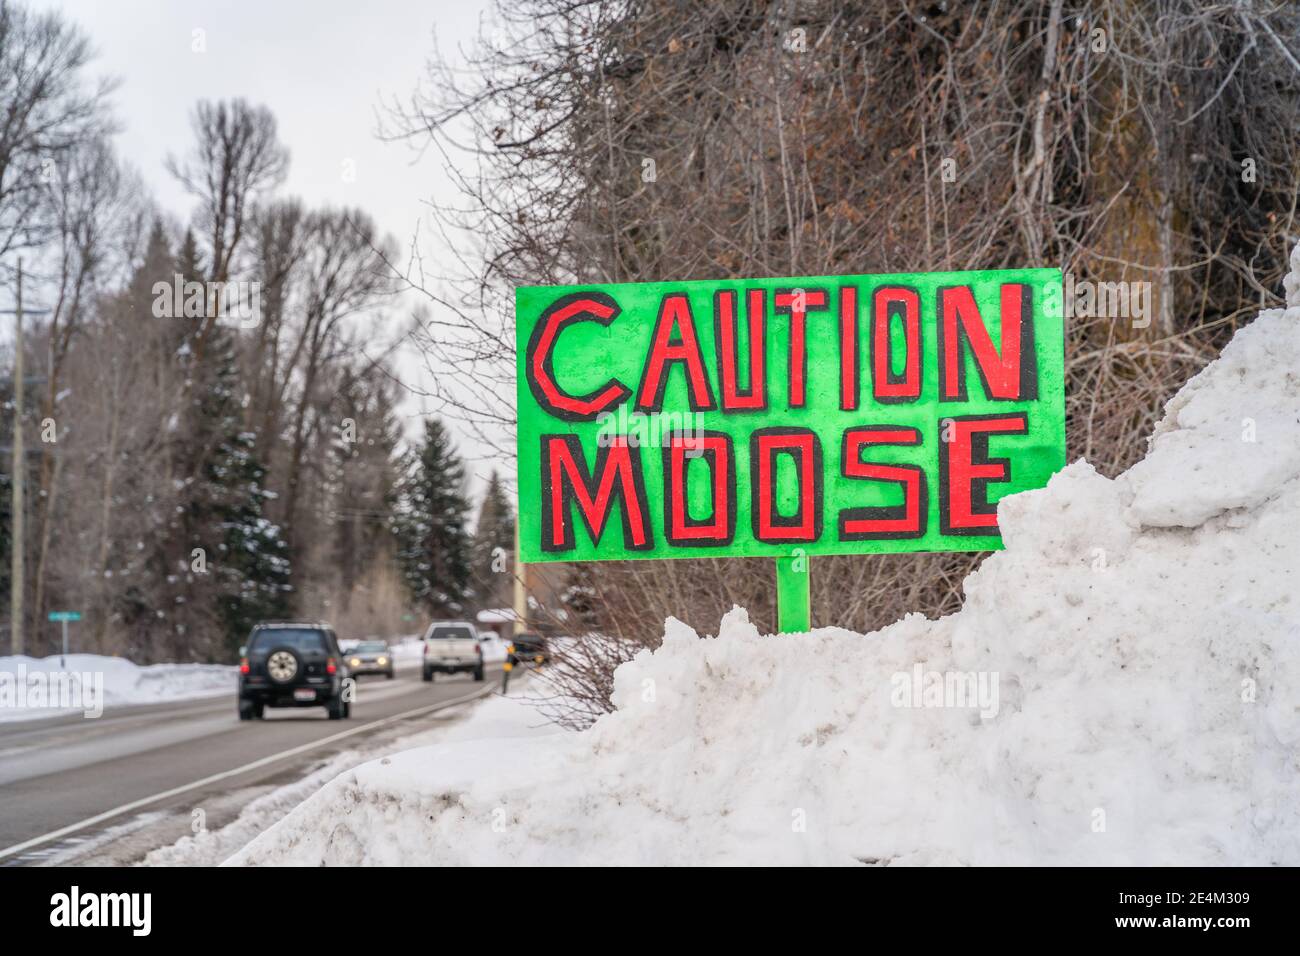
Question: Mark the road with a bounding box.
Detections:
[0,661,504,865]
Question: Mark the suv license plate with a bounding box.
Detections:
[293,688,316,701]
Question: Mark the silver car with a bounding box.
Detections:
[345,639,395,679]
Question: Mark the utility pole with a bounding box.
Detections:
[10,260,24,655]
[2,260,48,656]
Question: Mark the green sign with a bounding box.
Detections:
[516,268,1065,571]
[48,611,81,622]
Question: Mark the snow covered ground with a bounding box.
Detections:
[136,686,558,866]
[229,255,1300,866]
[0,654,235,723]
[0,631,483,724]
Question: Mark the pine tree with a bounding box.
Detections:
[126,227,292,660]
[151,229,224,658]
[392,418,471,617]
[190,298,293,657]
[210,421,293,651]
[470,470,515,612]
[559,561,601,632]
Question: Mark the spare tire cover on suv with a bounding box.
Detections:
[266,647,301,683]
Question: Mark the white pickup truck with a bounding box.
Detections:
[421,621,485,682]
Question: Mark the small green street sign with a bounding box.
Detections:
[48,611,81,622]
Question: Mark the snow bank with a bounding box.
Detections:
[231,287,1300,866]
[149,689,554,866]
[224,689,565,866]
[0,654,234,723]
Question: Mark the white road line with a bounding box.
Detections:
[0,683,496,862]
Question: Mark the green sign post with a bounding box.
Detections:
[48,610,81,666]
[516,268,1065,632]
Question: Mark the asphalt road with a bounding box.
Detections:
[0,661,503,864]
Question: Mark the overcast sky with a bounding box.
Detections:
[34,0,507,490]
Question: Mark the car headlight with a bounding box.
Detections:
[349,658,361,667]
[377,657,388,665]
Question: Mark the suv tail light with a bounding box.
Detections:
[239,658,250,675]
[423,642,428,656]
[476,644,483,658]
[326,657,337,675]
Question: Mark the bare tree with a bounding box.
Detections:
[0,0,114,277]
[274,209,394,553]
[165,98,288,358]
[30,136,142,635]
[244,198,310,442]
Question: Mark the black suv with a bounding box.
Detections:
[238,623,351,720]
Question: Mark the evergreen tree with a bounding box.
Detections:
[126,226,292,660]
[150,228,222,658]
[470,470,515,612]
[210,421,293,650]
[392,418,471,617]
[189,295,293,657]
[559,561,600,633]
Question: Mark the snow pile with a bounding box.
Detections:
[226,689,568,866]
[150,689,554,866]
[231,291,1300,866]
[0,654,235,723]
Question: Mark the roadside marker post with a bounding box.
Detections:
[48,611,82,666]
[775,555,810,633]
